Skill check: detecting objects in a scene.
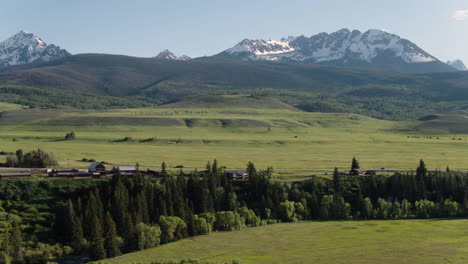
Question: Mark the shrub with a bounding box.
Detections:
[64,132,76,140]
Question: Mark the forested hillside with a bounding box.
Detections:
[1,160,467,263]
[2,54,468,119]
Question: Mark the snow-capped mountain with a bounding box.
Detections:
[447,59,467,71]
[214,29,454,73]
[0,31,71,68]
[155,50,191,61]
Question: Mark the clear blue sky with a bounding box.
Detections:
[1,0,467,63]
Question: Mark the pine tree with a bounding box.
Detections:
[309,192,320,219]
[89,214,106,260]
[462,197,468,216]
[161,162,168,182]
[350,157,360,176]
[416,159,428,200]
[71,214,85,252]
[104,211,121,258]
[416,159,427,181]
[333,167,341,193]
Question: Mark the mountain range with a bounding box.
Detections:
[0,29,465,73]
[1,30,468,120]
[213,29,456,73]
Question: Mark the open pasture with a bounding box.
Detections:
[97,219,468,264]
[0,106,468,172]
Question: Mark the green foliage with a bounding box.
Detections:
[65,131,76,140]
[0,84,147,110]
[214,211,244,231]
[5,149,57,168]
[158,216,187,244]
[2,160,468,263]
[350,157,360,176]
[278,201,298,222]
[137,222,161,250]
[414,200,436,219]
[190,215,210,236]
[237,207,261,227]
[105,212,121,258]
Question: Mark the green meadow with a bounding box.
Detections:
[97,219,468,264]
[0,103,468,172]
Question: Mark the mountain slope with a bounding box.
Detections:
[0,31,71,68]
[1,54,468,119]
[213,29,454,73]
[447,60,467,71]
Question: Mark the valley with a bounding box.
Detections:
[1,99,468,174]
[0,20,467,264]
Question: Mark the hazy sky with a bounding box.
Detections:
[1,0,467,63]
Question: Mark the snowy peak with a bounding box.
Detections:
[447,59,467,71]
[155,49,191,61]
[226,39,294,57]
[217,29,448,72]
[0,31,71,68]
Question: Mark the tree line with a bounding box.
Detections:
[1,159,467,263]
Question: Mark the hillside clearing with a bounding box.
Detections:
[97,219,468,264]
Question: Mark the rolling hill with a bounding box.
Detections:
[2,53,468,119]
[159,95,300,110]
[97,220,468,264]
[410,114,468,134]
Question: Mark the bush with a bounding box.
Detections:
[214,211,244,231]
[5,149,58,168]
[64,132,75,140]
[137,222,161,250]
[158,216,187,244]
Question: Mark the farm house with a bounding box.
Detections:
[88,162,107,175]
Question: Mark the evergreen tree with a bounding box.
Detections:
[416,159,428,181]
[309,192,320,219]
[350,157,360,176]
[416,160,428,200]
[161,162,168,181]
[71,214,85,252]
[104,211,121,258]
[333,167,341,193]
[89,214,106,260]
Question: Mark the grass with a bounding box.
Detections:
[97,219,468,264]
[159,95,299,110]
[0,102,25,111]
[1,107,468,172]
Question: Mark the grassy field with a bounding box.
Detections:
[97,219,468,264]
[0,102,25,111]
[1,104,468,172]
